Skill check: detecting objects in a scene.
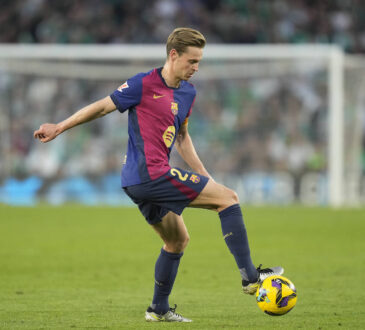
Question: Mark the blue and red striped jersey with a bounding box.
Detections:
[110,68,196,187]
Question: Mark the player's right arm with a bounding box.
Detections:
[34,96,116,143]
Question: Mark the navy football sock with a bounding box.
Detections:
[219,204,258,282]
[151,248,183,314]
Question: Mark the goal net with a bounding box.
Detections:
[0,44,363,206]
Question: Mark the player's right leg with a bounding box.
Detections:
[145,211,192,322]
[124,168,208,322]
[189,179,283,294]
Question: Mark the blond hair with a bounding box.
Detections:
[166,27,206,56]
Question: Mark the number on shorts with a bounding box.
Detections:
[170,168,188,181]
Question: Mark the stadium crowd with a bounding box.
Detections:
[1,0,365,53]
[0,64,330,204]
[0,0,364,205]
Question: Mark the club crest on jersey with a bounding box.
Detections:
[189,174,201,183]
[171,102,178,115]
[117,82,129,92]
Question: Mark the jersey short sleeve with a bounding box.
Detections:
[183,95,196,125]
[110,73,144,113]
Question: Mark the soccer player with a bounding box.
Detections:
[34,27,283,322]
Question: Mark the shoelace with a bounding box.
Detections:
[257,264,274,274]
[169,304,183,318]
[257,264,278,283]
[243,265,276,286]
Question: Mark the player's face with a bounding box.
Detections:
[173,46,203,81]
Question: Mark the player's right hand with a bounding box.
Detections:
[33,123,59,143]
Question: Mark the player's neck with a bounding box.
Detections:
[161,65,181,88]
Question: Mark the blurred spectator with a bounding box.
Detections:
[0,0,363,204]
[0,0,365,53]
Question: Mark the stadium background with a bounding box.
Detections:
[1,1,365,329]
[0,0,364,206]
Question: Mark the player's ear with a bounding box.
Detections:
[169,49,179,61]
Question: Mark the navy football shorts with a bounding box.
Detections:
[123,167,209,225]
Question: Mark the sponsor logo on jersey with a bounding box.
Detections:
[163,126,176,148]
[117,82,129,92]
[153,94,165,99]
[171,102,178,115]
[189,174,201,183]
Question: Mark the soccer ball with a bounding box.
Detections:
[256,275,297,316]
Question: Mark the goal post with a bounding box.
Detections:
[0,44,354,206]
[328,48,344,207]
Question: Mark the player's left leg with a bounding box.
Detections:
[145,211,192,322]
[190,179,283,294]
[189,179,259,282]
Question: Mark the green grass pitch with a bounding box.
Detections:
[0,205,364,329]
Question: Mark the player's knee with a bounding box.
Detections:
[177,234,190,251]
[217,188,239,212]
[223,188,239,205]
[231,190,239,204]
[167,234,189,253]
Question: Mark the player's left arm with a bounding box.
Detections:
[175,120,213,180]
